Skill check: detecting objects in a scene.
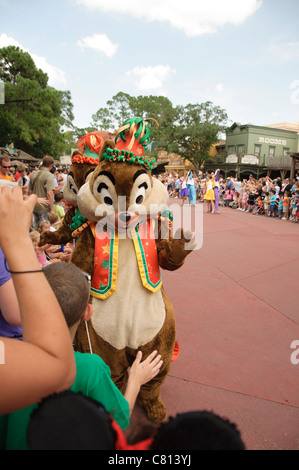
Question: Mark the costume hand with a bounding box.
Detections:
[128,350,163,387]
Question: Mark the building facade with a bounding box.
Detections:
[208,122,299,179]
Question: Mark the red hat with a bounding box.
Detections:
[72,130,109,165]
[101,117,158,170]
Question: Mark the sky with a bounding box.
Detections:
[0,0,299,131]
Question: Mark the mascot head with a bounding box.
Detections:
[77,117,169,230]
[63,130,109,207]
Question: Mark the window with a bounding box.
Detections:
[283,148,289,157]
[269,146,275,157]
[254,145,261,157]
[237,145,245,156]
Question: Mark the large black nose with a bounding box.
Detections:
[119,212,131,223]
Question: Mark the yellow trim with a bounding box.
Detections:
[131,220,161,294]
[90,223,119,300]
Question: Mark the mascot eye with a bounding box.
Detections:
[67,174,79,195]
[97,182,113,206]
[70,184,77,195]
[85,168,95,182]
[135,182,147,205]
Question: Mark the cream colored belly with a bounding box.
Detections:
[90,237,166,350]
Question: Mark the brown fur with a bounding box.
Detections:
[74,140,195,423]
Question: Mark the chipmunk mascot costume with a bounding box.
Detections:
[74,117,196,422]
[39,131,109,270]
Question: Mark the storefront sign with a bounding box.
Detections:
[226,154,238,164]
[259,137,287,146]
[242,154,259,165]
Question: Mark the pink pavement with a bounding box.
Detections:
[159,202,299,450]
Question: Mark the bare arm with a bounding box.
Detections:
[0,278,21,327]
[124,351,163,416]
[0,186,76,414]
[46,190,54,212]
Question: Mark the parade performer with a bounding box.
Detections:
[213,169,221,214]
[187,171,196,206]
[74,117,196,422]
[204,173,215,213]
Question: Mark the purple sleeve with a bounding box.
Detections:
[0,247,11,287]
[0,247,23,339]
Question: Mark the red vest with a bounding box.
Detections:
[90,218,162,300]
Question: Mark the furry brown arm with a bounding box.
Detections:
[39,208,76,246]
[156,218,195,271]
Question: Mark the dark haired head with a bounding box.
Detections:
[27,391,116,450]
[150,410,246,450]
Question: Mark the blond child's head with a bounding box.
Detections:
[29,230,40,248]
[39,220,50,233]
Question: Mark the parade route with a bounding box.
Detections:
[158,202,299,450]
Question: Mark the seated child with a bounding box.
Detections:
[47,212,60,231]
[0,263,162,450]
[29,230,50,267]
[39,220,65,262]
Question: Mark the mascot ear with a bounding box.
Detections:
[71,149,83,159]
[99,139,115,160]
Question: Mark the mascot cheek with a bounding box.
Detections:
[63,183,78,206]
[142,178,169,216]
[77,182,101,222]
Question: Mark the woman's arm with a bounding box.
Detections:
[0,186,76,414]
[0,278,21,327]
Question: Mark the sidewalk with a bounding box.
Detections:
[159,203,299,450]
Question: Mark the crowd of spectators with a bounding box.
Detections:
[155,171,299,222]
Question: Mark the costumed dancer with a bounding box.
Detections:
[187,171,196,206]
[204,173,215,213]
[213,169,221,214]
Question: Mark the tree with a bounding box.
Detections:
[174,101,228,171]
[0,46,74,159]
[91,92,178,155]
[91,94,228,167]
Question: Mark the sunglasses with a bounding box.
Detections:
[1,165,10,169]
[81,271,91,287]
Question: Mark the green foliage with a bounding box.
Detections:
[175,102,228,169]
[92,92,179,148]
[91,94,228,169]
[0,46,74,159]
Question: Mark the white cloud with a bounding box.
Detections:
[216,83,224,92]
[77,0,262,37]
[269,42,299,63]
[77,33,118,58]
[126,65,176,90]
[0,33,67,86]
